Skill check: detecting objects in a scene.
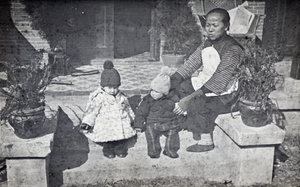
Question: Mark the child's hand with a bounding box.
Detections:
[80,123,92,133]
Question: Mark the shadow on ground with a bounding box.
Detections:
[48,95,142,186]
[49,107,90,187]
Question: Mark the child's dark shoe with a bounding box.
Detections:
[163,150,179,158]
[116,153,127,158]
[104,153,116,159]
[149,154,160,159]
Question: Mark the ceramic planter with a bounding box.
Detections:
[161,54,185,68]
[8,105,46,139]
[238,98,272,127]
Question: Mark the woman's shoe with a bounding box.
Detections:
[186,143,214,152]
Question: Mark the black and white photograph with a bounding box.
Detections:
[0,0,299,186]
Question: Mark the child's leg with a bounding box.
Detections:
[145,125,162,158]
[164,129,180,153]
[102,142,115,158]
[163,129,180,158]
[113,139,129,158]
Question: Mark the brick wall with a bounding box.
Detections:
[245,1,266,40]
[192,0,266,41]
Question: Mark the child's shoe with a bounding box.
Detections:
[149,154,160,159]
[104,153,116,159]
[116,153,127,158]
[163,150,179,158]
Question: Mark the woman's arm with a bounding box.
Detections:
[176,43,204,79]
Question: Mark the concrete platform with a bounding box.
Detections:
[48,108,285,187]
[42,56,300,187]
[51,120,237,186]
[1,55,299,187]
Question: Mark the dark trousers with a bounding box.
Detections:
[145,124,180,157]
[177,79,237,134]
[100,139,128,156]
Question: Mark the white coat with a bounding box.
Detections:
[82,87,136,142]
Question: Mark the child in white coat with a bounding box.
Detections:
[80,60,136,159]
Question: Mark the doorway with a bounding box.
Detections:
[114,0,152,58]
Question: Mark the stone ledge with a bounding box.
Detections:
[215,112,285,146]
[0,118,57,158]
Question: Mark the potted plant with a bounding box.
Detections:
[0,52,53,138]
[151,0,202,67]
[235,41,285,127]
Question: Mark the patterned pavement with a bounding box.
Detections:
[45,52,170,95]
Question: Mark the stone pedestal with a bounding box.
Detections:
[0,119,56,187]
[6,158,49,187]
[214,112,286,186]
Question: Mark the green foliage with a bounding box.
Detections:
[0,53,52,119]
[235,41,284,109]
[151,0,202,56]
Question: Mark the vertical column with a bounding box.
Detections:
[290,1,300,79]
[149,3,160,62]
[214,113,285,186]
[236,146,275,186]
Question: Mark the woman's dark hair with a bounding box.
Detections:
[206,8,230,25]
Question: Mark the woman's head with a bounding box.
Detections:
[205,8,230,41]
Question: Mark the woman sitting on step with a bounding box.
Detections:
[170,8,244,152]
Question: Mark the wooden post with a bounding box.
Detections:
[290,1,300,79]
[149,0,160,62]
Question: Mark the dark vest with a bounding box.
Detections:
[202,34,243,105]
[203,34,243,59]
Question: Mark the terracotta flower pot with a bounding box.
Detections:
[238,99,272,127]
[161,54,185,68]
[8,105,46,139]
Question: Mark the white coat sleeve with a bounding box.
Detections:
[82,93,102,127]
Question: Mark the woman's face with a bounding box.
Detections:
[205,12,228,41]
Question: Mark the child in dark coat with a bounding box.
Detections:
[134,67,186,159]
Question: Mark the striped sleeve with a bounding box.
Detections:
[177,43,204,79]
[204,45,244,94]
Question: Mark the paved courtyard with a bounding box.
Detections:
[46,52,165,95]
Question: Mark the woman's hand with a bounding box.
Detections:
[173,103,187,116]
[173,89,204,115]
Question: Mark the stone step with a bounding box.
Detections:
[55,131,234,186]
[48,106,287,187]
[10,1,50,51]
